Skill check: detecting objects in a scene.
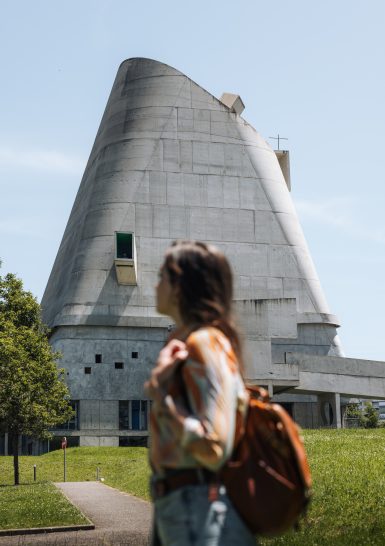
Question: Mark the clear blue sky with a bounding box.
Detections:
[1,0,384,361]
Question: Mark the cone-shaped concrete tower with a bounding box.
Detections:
[42,58,348,445]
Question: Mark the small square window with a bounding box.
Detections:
[131,352,138,359]
[95,354,102,363]
[84,367,92,374]
[115,362,124,369]
[116,232,133,259]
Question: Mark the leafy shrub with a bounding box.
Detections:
[345,402,379,428]
[362,402,379,428]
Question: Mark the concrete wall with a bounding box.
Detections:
[41,58,339,339]
[51,325,166,400]
[39,58,357,438]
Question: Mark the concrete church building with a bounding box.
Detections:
[35,58,385,450]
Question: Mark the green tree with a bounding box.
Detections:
[345,403,362,420]
[362,402,379,429]
[0,272,73,485]
[345,402,379,429]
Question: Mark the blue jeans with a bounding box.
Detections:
[152,484,257,545]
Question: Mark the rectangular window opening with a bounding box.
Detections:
[119,436,147,447]
[84,367,92,374]
[116,232,133,259]
[115,362,124,369]
[53,401,80,431]
[131,351,138,359]
[95,354,102,363]
[119,400,148,431]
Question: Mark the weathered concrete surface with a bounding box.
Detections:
[39,59,344,427]
[0,524,94,539]
[41,57,341,340]
[286,352,385,398]
[35,57,385,436]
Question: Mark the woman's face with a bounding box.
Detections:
[156,265,180,324]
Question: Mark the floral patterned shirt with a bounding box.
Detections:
[149,327,248,475]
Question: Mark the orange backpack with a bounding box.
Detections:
[220,386,312,536]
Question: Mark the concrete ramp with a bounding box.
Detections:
[286,352,385,398]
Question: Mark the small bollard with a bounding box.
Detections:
[96,466,100,480]
[33,464,37,482]
[61,437,67,482]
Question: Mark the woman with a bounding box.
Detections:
[144,240,256,546]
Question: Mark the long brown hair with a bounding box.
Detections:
[163,240,243,370]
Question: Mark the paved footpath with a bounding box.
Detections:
[0,482,152,546]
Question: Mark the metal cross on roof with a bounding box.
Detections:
[269,134,288,151]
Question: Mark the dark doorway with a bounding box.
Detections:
[279,402,294,417]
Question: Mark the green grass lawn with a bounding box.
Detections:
[0,446,150,498]
[261,429,385,546]
[1,430,385,544]
[0,447,149,530]
[0,482,89,530]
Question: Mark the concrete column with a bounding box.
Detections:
[4,433,8,456]
[267,380,274,398]
[334,392,342,429]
